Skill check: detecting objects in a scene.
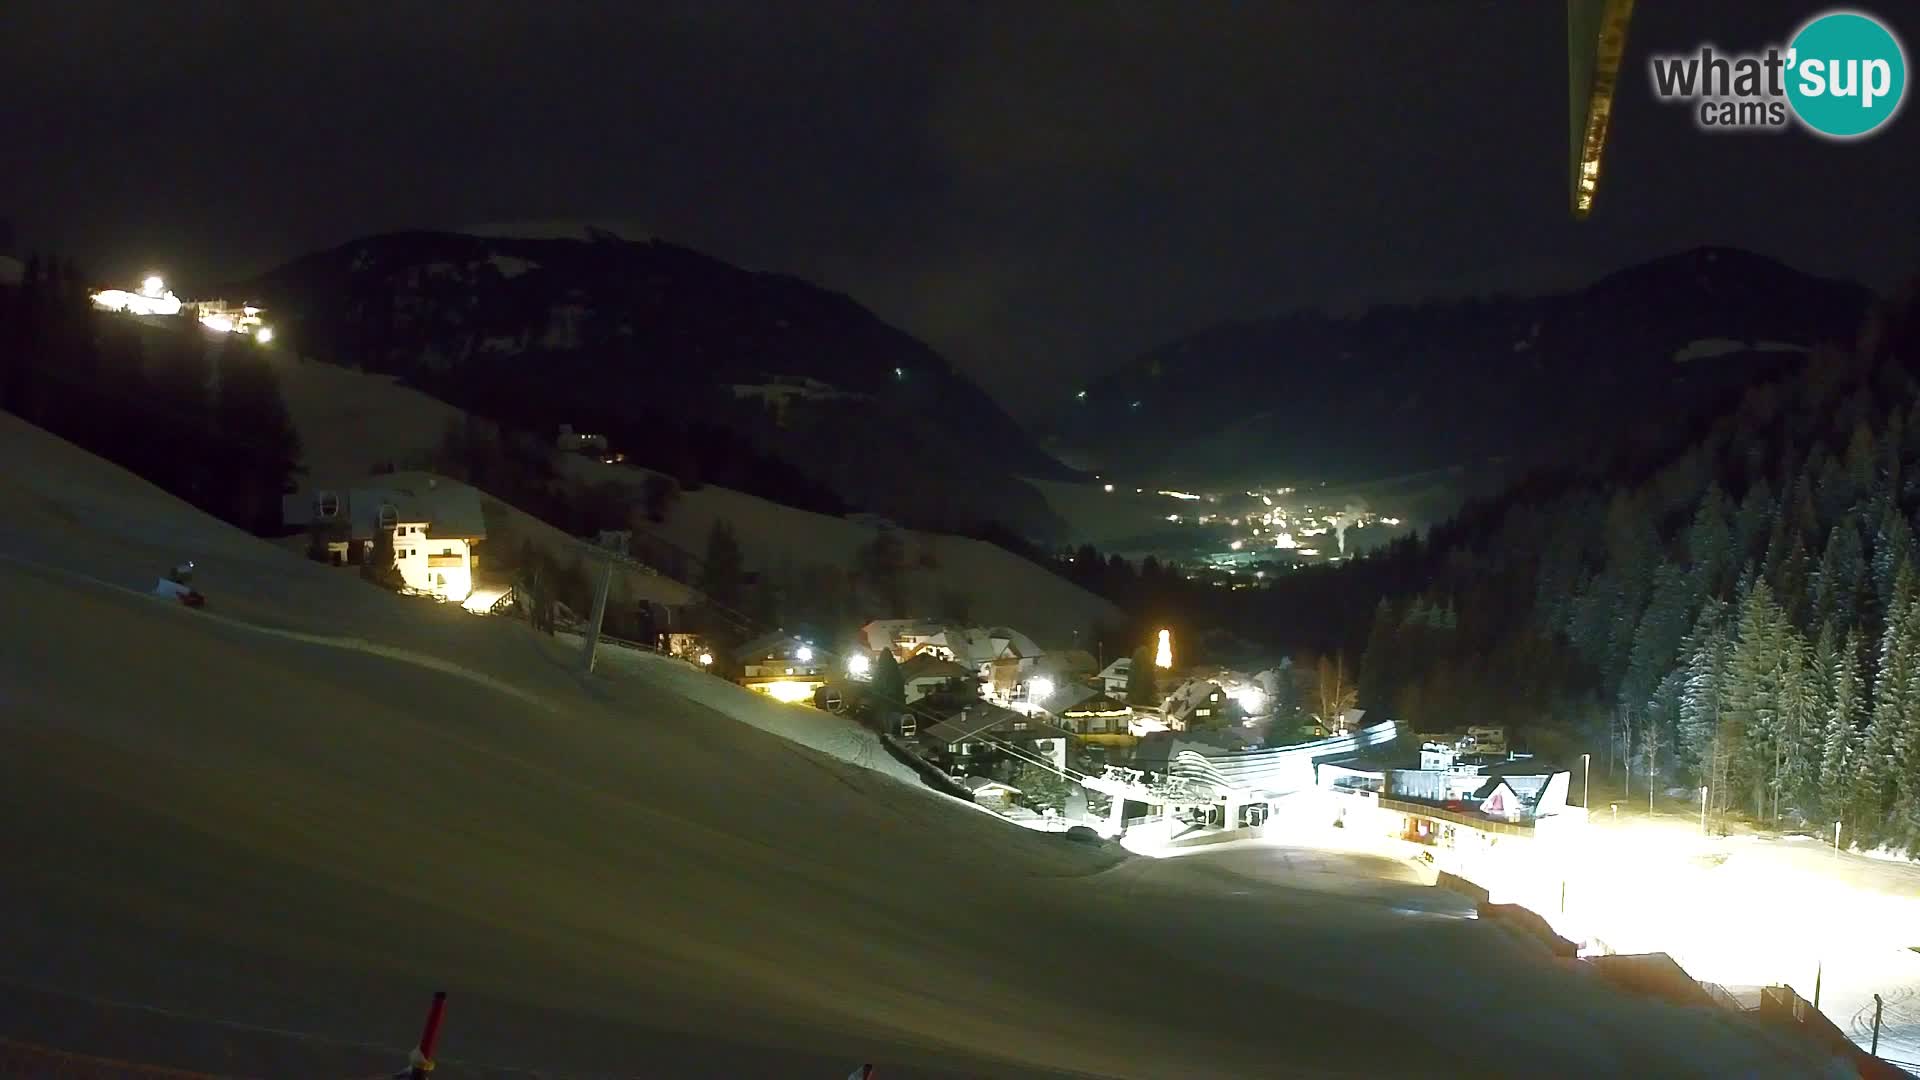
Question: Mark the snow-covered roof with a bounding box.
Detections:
[960,776,1021,795]
[899,654,974,683]
[281,480,486,541]
[1161,678,1225,720]
[1046,682,1102,714]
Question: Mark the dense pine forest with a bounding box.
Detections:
[1302,283,1920,852]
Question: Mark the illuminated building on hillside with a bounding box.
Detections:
[737,633,826,703]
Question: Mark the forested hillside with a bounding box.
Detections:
[1315,282,1920,853]
[0,258,303,535]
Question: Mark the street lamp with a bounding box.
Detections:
[697,652,713,667]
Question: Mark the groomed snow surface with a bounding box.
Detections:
[0,412,1856,1077]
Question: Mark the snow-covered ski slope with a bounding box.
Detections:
[0,413,1848,1076]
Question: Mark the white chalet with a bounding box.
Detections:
[284,478,486,603]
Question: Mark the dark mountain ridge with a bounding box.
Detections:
[244,229,1074,539]
[1055,247,1873,488]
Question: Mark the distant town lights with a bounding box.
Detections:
[795,645,814,663]
[1028,676,1055,704]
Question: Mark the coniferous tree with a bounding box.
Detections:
[1678,602,1731,797]
[1126,646,1159,708]
[1819,626,1864,827]
[869,650,905,718]
[1357,598,1397,710]
[148,314,218,507]
[1813,523,1868,631]
[209,338,303,533]
[1724,581,1789,817]
[700,519,745,611]
[1857,563,1919,849]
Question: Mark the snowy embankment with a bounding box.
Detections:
[563,633,923,788]
[0,411,1858,1078]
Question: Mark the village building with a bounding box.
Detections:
[735,632,826,703]
[282,479,487,603]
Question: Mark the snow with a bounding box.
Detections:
[1673,338,1751,363]
[571,459,1123,648]
[1673,339,1813,364]
[457,220,653,242]
[271,354,1120,644]
[571,636,922,788]
[0,411,1867,1077]
[485,254,538,279]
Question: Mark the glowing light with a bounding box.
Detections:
[254,327,274,344]
[141,275,165,297]
[1166,514,1179,523]
[92,287,182,317]
[1155,629,1172,669]
[847,652,871,678]
[1273,532,1297,549]
[1235,687,1267,714]
[1383,516,1402,526]
[795,645,814,663]
[894,367,904,378]
[1103,483,1114,493]
[697,652,713,666]
[764,680,816,703]
[1029,676,1055,703]
[1076,390,1088,399]
[1158,490,1201,501]
[1262,495,1273,506]
[1229,540,1243,551]
[200,314,235,333]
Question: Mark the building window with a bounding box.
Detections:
[1196,708,1212,718]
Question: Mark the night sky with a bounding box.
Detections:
[4,1,1914,417]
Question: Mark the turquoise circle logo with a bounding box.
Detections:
[1786,10,1907,138]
